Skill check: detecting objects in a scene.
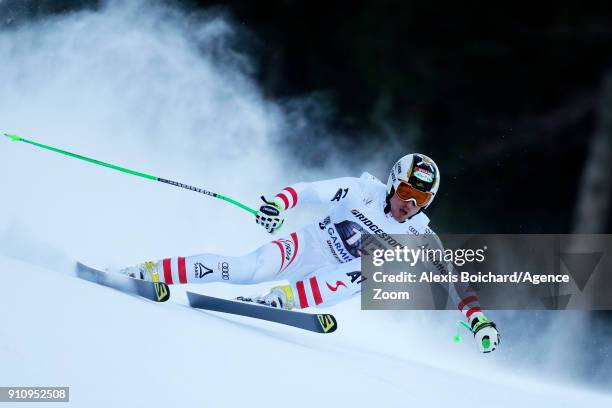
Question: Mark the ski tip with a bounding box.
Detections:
[3,133,21,141]
[153,282,171,302]
[316,314,338,333]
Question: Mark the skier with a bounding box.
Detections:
[119,153,500,352]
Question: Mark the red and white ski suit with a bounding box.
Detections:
[153,172,482,318]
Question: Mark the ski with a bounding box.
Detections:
[76,262,170,302]
[186,291,338,333]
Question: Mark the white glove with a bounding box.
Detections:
[255,196,284,234]
[471,315,500,353]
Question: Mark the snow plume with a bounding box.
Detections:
[0,0,609,401]
[0,0,307,266]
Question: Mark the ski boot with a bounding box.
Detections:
[117,261,161,282]
[237,285,295,310]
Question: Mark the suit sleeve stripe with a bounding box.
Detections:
[458,295,479,311]
[275,192,290,209]
[466,307,482,319]
[284,187,298,208]
[178,256,187,284]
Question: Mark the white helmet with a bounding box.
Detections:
[386,153,440,209]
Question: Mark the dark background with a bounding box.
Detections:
[4,0,611,234]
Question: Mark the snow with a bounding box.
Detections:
[1,255,611,407]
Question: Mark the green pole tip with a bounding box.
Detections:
[453,335,462,343]
[4,133,21,141]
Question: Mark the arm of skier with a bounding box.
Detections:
[255,177,363,233]
[273,177,363,209]
[421,231,501,353]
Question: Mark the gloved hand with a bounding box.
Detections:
[470,315,500,353]
[255,195,284,234]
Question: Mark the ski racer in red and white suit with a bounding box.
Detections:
[123,154,500,353]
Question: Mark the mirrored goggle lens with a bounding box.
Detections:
[395,182,433,207]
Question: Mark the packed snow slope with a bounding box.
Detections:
[0,254,611,408]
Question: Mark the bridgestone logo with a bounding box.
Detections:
[350,209,400,247]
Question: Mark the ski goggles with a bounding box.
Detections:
[395,180,433,207]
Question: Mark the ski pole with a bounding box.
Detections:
[3,133,257,215]
[453,320,473,343]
